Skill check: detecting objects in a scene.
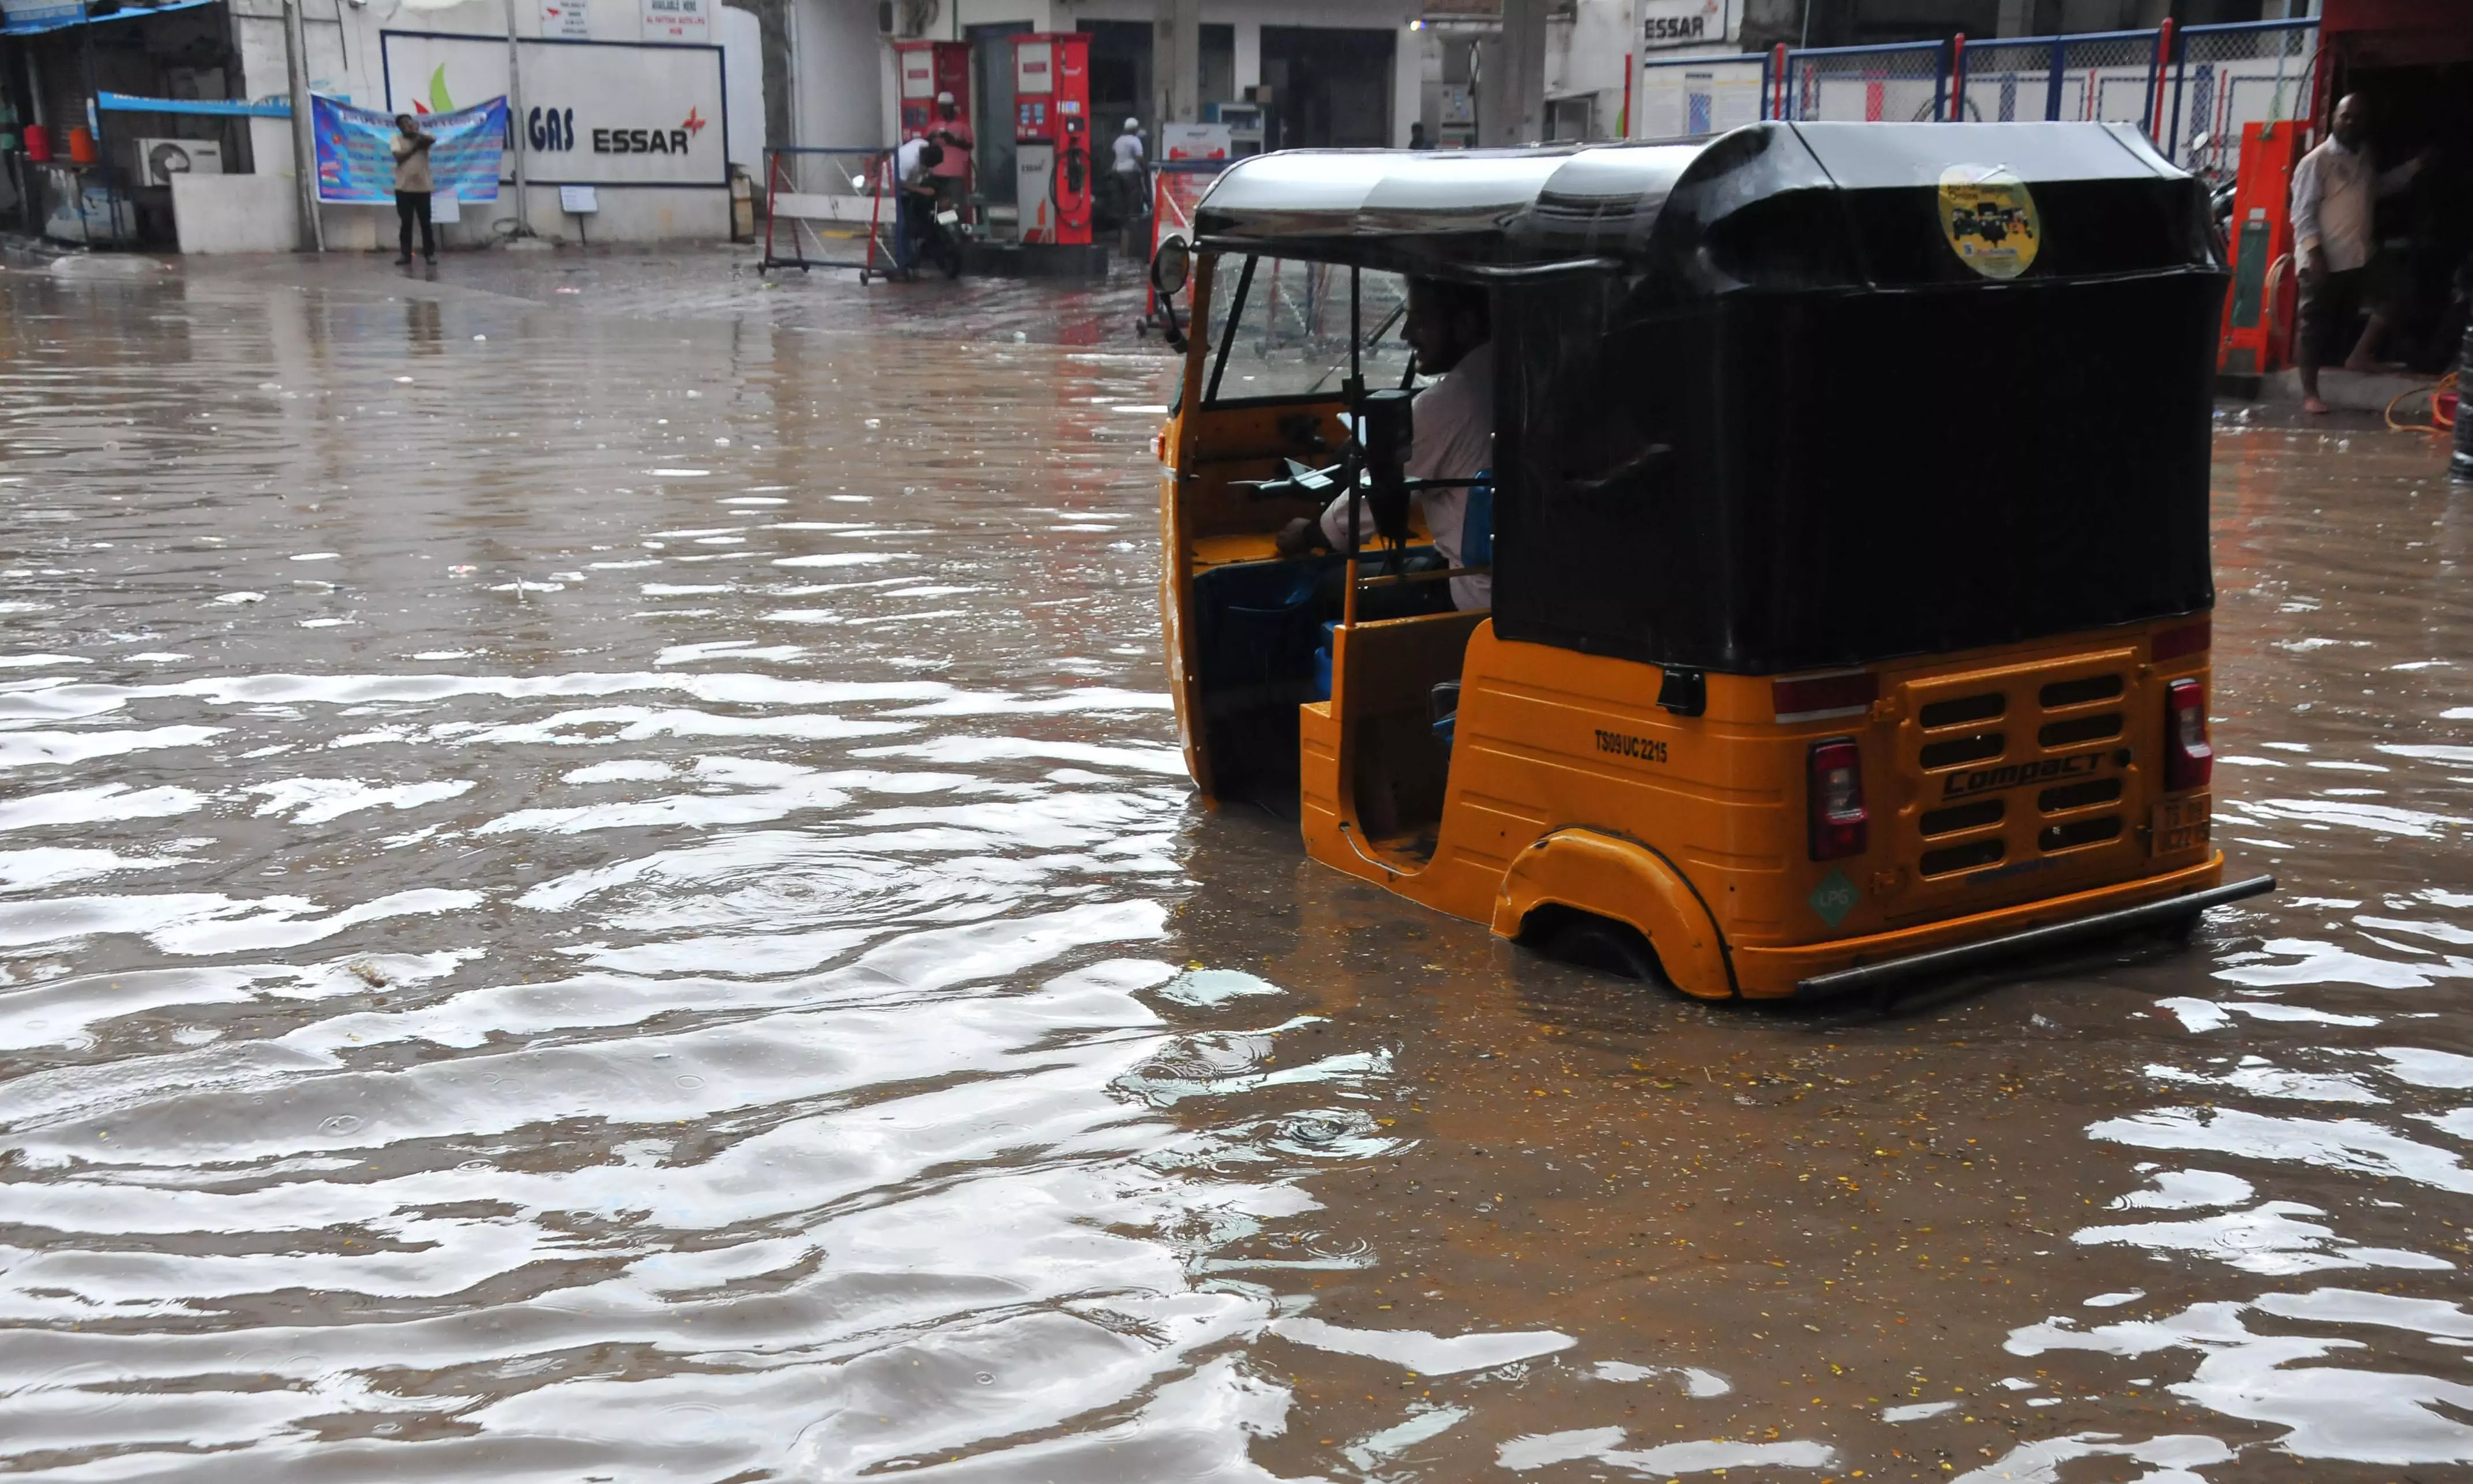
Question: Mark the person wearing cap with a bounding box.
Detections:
[927,91,972,217]
[1111,116,1147,224]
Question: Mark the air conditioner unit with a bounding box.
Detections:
[135,137,223,186]
[877,0,934,37]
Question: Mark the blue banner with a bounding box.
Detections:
[313,95,506,205]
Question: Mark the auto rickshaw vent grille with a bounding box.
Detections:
[1919,838,2005,878]
[1918,732,2004,771]
[2040,674,2126,708]
[1919,799,2004,837]
[1918,693,2005,730]
[2038,713,2125,749]
[2039,816,2125,852]
[2039,777,2124,814]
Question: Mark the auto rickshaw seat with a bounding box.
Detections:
[1196,560,1323,688]
[1335,608,1488,848]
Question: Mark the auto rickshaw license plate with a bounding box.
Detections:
[2151,795,2211,855]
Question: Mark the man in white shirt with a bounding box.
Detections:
[2291,93,2424,412]
[1277,277,1494,615]
[1111,118,1147,224]
[892,134,939,189]
[890,137,944,268]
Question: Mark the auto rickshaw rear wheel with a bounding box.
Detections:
[1523,906,1668,989]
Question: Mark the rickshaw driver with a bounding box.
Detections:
[1274,277,1495,616]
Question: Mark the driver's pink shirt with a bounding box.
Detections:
[929,115,972,177]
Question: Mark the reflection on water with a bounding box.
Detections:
[1,256,2470,1479]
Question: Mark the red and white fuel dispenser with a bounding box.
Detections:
[1012,31,1093,247]
[2215,119,2307,383]
[893,40,970,149]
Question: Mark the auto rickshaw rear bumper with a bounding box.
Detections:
[1723,855,2274,1001]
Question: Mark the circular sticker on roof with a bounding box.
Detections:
[1938,164,2039,280]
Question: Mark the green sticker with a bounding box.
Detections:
[1807,870,1861,928]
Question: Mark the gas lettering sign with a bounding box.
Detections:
[382,30,726,187]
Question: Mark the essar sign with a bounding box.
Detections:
[1640,0,1734,50]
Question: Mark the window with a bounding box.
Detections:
[1204,257,1418,404]
[1547,95,1596,142]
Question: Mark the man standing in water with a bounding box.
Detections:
[1110,117,1148,227]
[392,114,435,266]
[2292,93,2423,412]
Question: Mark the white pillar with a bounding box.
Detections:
[281,0,321,250]
[502,0,533,236]
[1491,0,1546,146]
[1233,20,1261,94]
[1392,21,1419,147]
[1160,0,1201,123]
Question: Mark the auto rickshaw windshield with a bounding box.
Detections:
[1202,257,1419,404]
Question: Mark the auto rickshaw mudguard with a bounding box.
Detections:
[1492,829,1734,1000]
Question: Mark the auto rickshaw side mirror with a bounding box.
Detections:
[1149,236,1192,298]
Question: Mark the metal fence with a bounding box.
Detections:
[1783,40,1948,124]
[2164,20,2320,183]
[1632,17,2320,177]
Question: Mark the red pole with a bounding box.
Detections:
[2307,31,2332,148]
[761,151,780,264]
[1147,171,1162,318]
[866,149,886,280]
[1622,49,1634,137]
[2149,17,2175,145]
[1771,42,1787,121]
[1949,32,1966,121]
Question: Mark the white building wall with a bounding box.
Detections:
[224,0,760,246]
[721,3,766,169]
[795,0,889,148]
[1554,0,1632,138]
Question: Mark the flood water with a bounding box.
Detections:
[2,249,2471,1482]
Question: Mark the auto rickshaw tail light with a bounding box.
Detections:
[1807,738,1868,861]
[2152,619,2211,663]
[1773,670,1877,723]
[2164,679,2212,791]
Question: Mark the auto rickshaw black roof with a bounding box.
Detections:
[1192,123,2226,675]
[1191,121,2200,280]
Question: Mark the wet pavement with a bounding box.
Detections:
[1,247,2470,1482]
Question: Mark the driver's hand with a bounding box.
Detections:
[1275,517,1324,558]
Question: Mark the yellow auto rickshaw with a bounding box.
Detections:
[1147,121,2273,1001]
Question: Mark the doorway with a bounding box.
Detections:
[1078,17,1151,144]
[968,20,1032,205]
[1258,27,1396,148]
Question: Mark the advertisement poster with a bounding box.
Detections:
[541,0,588,39]
[381,31,726,187]
[641,0,705,43]
[313,94,507,205]
[1159,123,1230,161]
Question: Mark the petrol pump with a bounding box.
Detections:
[2217,119,2308,381]
[893,39,970,146]
[1011,31,1093,246]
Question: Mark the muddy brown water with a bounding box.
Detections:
[1,250,2470,1482]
